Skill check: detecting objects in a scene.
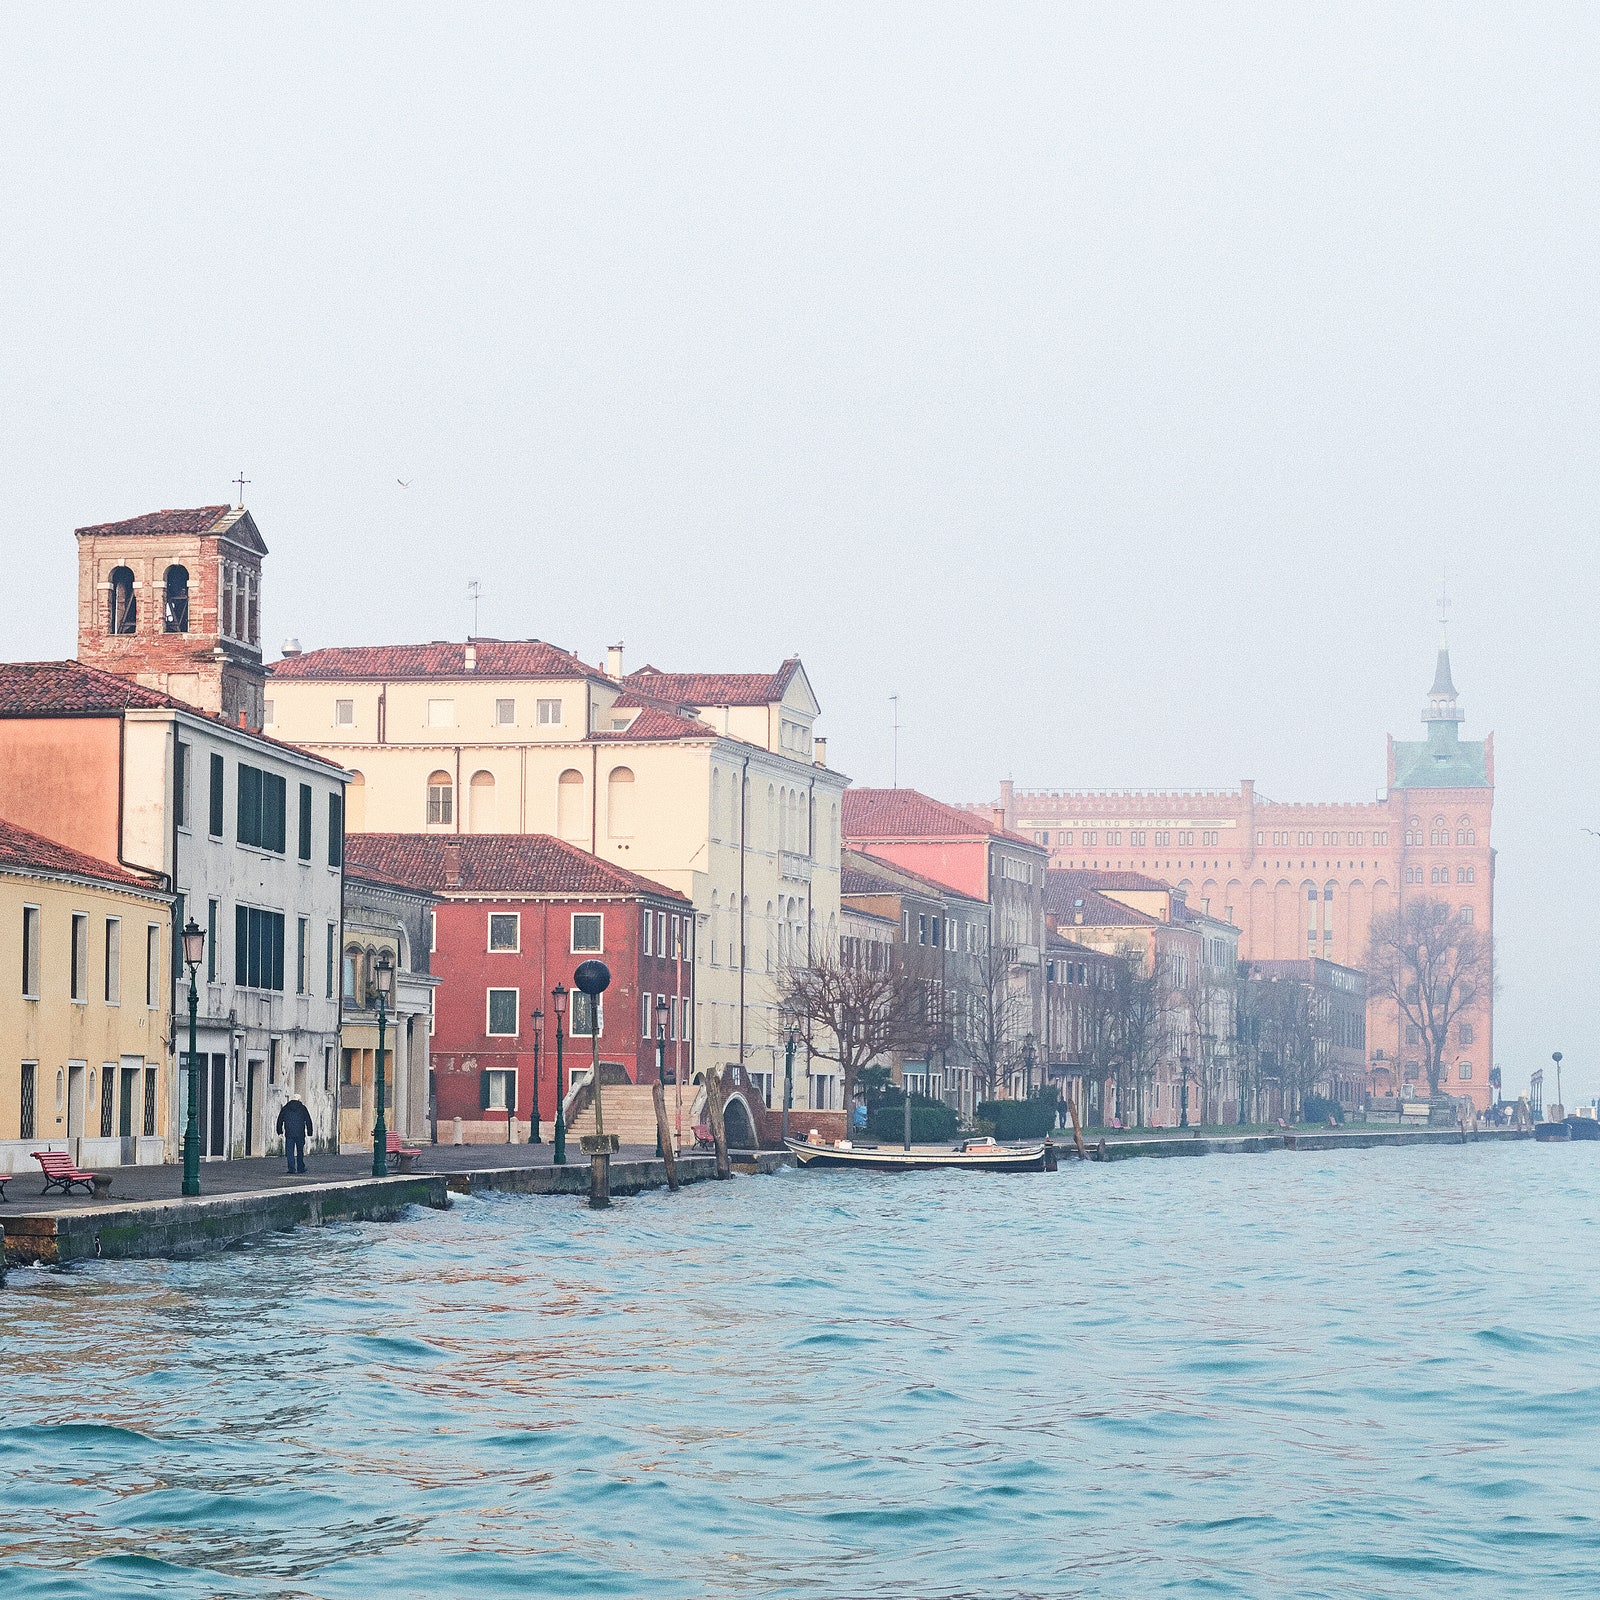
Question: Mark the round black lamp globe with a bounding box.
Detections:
[574,960,610,996]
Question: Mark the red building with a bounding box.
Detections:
[345,834,691,1140]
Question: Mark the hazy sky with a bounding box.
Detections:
[4,6,1596,1097]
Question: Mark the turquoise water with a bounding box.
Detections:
[3,1142,1598,1598]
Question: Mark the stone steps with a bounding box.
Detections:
[567,1084,662,1147]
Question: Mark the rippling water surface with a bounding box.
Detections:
[4,1141,1599,1598]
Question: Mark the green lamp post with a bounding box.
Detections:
[180,917,206,1197]
[552,983,568,1165]
[781,1024,796,1145]
[573,960,615,1209]
[1179,1046,1191,1130]
[371,948,393,1176]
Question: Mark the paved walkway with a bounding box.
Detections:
[2,1138,668,1209]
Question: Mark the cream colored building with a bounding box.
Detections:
[0,816,174,1172]
[267,642,847,1103]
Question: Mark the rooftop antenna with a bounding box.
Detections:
[1438,569,1450,647]
[232,471,250,508]
[467,579,480,638]
[890,694,900,788]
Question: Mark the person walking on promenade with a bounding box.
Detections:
[276,1096,314,1175]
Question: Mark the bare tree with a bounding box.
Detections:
[1367,898,1492,1097]
[1251,972,1320,1121]
[1117,942,1164,1128]
[777,941,936,1117]
[960,933,1032,1104]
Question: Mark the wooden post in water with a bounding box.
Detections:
[652,1081,679,1191]
[703,1072,733,1180]
[589,1152,611,1208]
[1067,1094,1087,1160]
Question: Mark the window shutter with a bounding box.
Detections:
[298,783,313,859]
[271,914,285,992]
[328,793,344,867]
[504,1070,517,1115]
[209,753,225,836]
[479,1070,492,1111]
[235,905,249,986]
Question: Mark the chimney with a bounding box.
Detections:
[463,643,477,672]
[813,736,827,767]
[443,838,462,888]
[606,641,624,679]
[281,638,301,657]
[999,778,1015,830]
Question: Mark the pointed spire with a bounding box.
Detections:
[1430,646,1457,699]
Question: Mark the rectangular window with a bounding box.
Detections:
[642,990,652,1038]
[494,698,516,726]
[298,784,313,860]
[99,1065,114,1138]
[671,995,681,1040]
[233,906,286,992]
[572,913,603,953]
[146,923,162,1006]
[671,914,681,958]
[487,988,519,1036]
[918,915,927,946]
[296,917,309,994]
[571,991,602,1037]
[209,752,225,837]
[429,910,437,953]
[1131,830,1146,846]
[144,1065,157,1134]
[328,792,343,866]
[104,917,121,1004]
[326,922,337,997]
[489,913,519,951]
[427,698,455,728]
[22,904,40,997]
[1460,1023,1475,1047]
[537,698,562,726]
[237,764,288,852]
[175,741,190,827]
[207,898,218,982]
[335,698,355,726]
[70,912,88,1002]
[642,912,652,956]
[20,1060,37,1140]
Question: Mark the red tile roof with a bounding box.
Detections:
[1047,868,1171,898]
[623,658,800,707]
[0,661,186,716]
[1049,886,1159,928]
[345,833,689,901]
[843,788,1032,842]
[272,639,599,681]
[75,505,233,538]
[0,816,165,893]
[591,706,715,743]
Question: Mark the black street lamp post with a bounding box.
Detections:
[371,949,393,1177]
[1553,1051,1564,1119]
[1179,1047,1191,1130]
[180,918,206,1197]
[573,960,615,1208]
[552,984,568,1165]
[528,1008,543,1143]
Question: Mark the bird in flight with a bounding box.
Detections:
[397,478,413,488]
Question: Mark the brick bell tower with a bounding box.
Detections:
[75,503,268,730]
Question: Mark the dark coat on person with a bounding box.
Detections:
[276,1098,314,1143]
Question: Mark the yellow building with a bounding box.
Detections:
[0,816,174,1171]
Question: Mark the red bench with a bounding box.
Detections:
[33,1150,96,1197]
[0,1170,11,1202]
[386,1131,424,1172]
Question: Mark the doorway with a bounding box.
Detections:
[66,1062,87,1145]
[245,1059,265,1155]
[119,1058,140,1163]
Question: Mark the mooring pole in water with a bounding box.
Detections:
[589,1151,611,1208]
[1067,1094,1087,1160]
[652,1081,679,1191]
[703,1072,732,1180]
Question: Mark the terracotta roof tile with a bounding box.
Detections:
[0,816,165,892]
[1046,868,1171,904]
[0,661,187,715]
[1049,887,1159,928]
[623,659,799,707]
[345,833,689,901]
[591,706,716,742]
[74,505,233,538]
[843,788,1027,841]
[272,639,599,681]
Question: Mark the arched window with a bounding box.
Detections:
[163,565,189,632]
[245,569,259,646]
[709,890,721,965]
[469,770,496,833]
[557,768,585,840]
[767,784,776,849]
[607,766,635,837]
[108,566,137,634]
[346,771,367,831]
[711,770,722,841]
[426,770,454,826]
[343,944,364,1000]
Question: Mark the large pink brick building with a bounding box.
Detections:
[988,644,1495,1109]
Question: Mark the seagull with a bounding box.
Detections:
[397,478,413,488]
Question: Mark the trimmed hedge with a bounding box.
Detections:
[867,1096,958,1144]
[976,1095,1060,1140]
[1300,1093,1344,1125]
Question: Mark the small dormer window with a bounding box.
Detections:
[163,565,190,633]
[108,566,137,634]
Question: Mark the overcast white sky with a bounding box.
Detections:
[3,5,1595,1099]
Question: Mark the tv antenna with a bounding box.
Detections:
[468,579,480,637]
[890,694,900,788]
